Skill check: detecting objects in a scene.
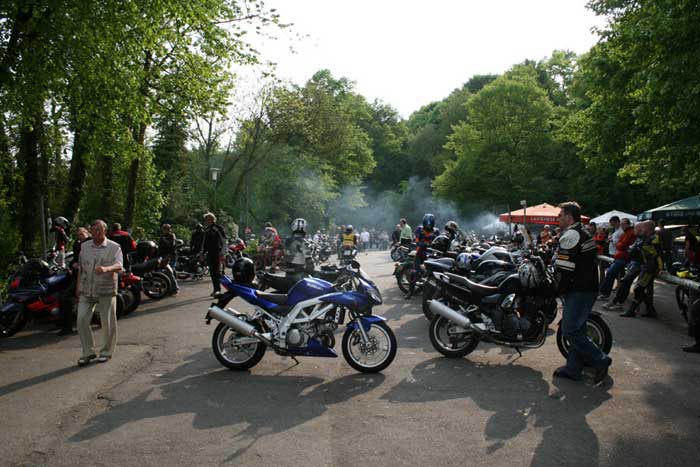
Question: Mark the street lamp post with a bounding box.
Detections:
[210,167,220,211]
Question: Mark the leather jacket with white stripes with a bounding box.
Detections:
[554,222,599,295]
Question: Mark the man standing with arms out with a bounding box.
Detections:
[598,217,635,300]
[202,212,227,297]
[76,220,123,366]
[399,218,412,246]
[554,202,612,384]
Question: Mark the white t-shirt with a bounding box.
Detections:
[360,231,370,243]
[609,227,622,256]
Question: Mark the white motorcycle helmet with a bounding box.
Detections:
[291,218,307,234]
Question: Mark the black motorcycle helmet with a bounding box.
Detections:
[17,259,50,279]
[431,235,451,253]
[136,240,158,259]
[232,257,255,284]
[422,213,435,230]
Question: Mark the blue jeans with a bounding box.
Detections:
[562,291,610,378]
[599,259,628,297]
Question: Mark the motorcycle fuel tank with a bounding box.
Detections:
[287,278,335,305]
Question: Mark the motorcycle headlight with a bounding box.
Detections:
[369,287,383,305]
[501,293,516,311]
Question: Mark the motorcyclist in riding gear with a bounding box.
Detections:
[406,213,439,299]
[444,221,461,244]
[284,218,314,283]
[621,221,663,318]
[107,223,137,269]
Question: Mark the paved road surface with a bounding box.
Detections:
[1,251,699,466]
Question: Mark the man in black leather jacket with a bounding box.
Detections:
[553,201,612,384]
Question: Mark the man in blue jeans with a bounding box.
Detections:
[554,202,612,384]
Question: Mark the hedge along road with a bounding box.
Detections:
[1,250,699,466]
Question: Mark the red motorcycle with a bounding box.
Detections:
[117,271,142,317]
[0,260,73,337]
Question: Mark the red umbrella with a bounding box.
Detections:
[499,203,590,225]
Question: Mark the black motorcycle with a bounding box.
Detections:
[427,256,612,360]
[256,264,352,293]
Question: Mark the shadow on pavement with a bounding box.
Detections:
[70,350,385,463]
[381,357,611,467]
[0,365,82,397]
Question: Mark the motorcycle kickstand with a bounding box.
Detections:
[291,355,300,366]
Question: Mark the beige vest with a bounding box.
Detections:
[79,239,123,297]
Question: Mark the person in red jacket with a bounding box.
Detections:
[598,218,636,299]
[107,223,137,268]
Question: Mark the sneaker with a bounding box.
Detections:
[596,294,609,301]
[682,343,700,353]
[620,310,636,317]
[602,302,622,311]
[96,355,111,363]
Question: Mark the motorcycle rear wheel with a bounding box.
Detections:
[122,286,141,315]
[142,272,170,299]
[212,322,266,370]
[429,314,480,358]
[422,282,438,320]
[556,313,613,358]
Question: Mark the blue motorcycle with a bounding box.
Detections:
[205,260,397,373]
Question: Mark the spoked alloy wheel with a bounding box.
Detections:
[556,314,613,358]
[429,314,480,358]
[212,322,266,370]
[342,321,397,373]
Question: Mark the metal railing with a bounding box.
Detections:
[597,255,700,292]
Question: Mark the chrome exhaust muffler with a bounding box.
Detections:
[207,306,272,345]
[428,300,471,329]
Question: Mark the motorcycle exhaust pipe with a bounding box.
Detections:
[207,306,272,346]
[428,300,471,329]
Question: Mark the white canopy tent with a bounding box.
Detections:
[589,210,637,227]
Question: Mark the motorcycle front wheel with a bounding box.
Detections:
[429,314,480,358]
[212,322,266,370]
[142,272,170,299]
[556,313,613,358]
[0,308,28,338]
[122,286,141,315]
[342,321,397,373]
[395,266,411,294]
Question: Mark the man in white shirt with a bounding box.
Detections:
[360,229,370,254]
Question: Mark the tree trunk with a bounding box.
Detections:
[18,112,43,255]
[124,123,146,229]
[64,126,88,220]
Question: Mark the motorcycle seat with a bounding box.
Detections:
[257,291,288,305]
[444,272,498,296]
[424,258,454,273]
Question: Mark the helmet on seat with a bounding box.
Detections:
[431,235,451,253]
[136,240,158,259]
[232,257,255,284]
[456,252,480,271]
[291,218,307,234]
[518,258,544,289]
[422,214,435,230]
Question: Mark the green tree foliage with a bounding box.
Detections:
[569,0,700,199]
